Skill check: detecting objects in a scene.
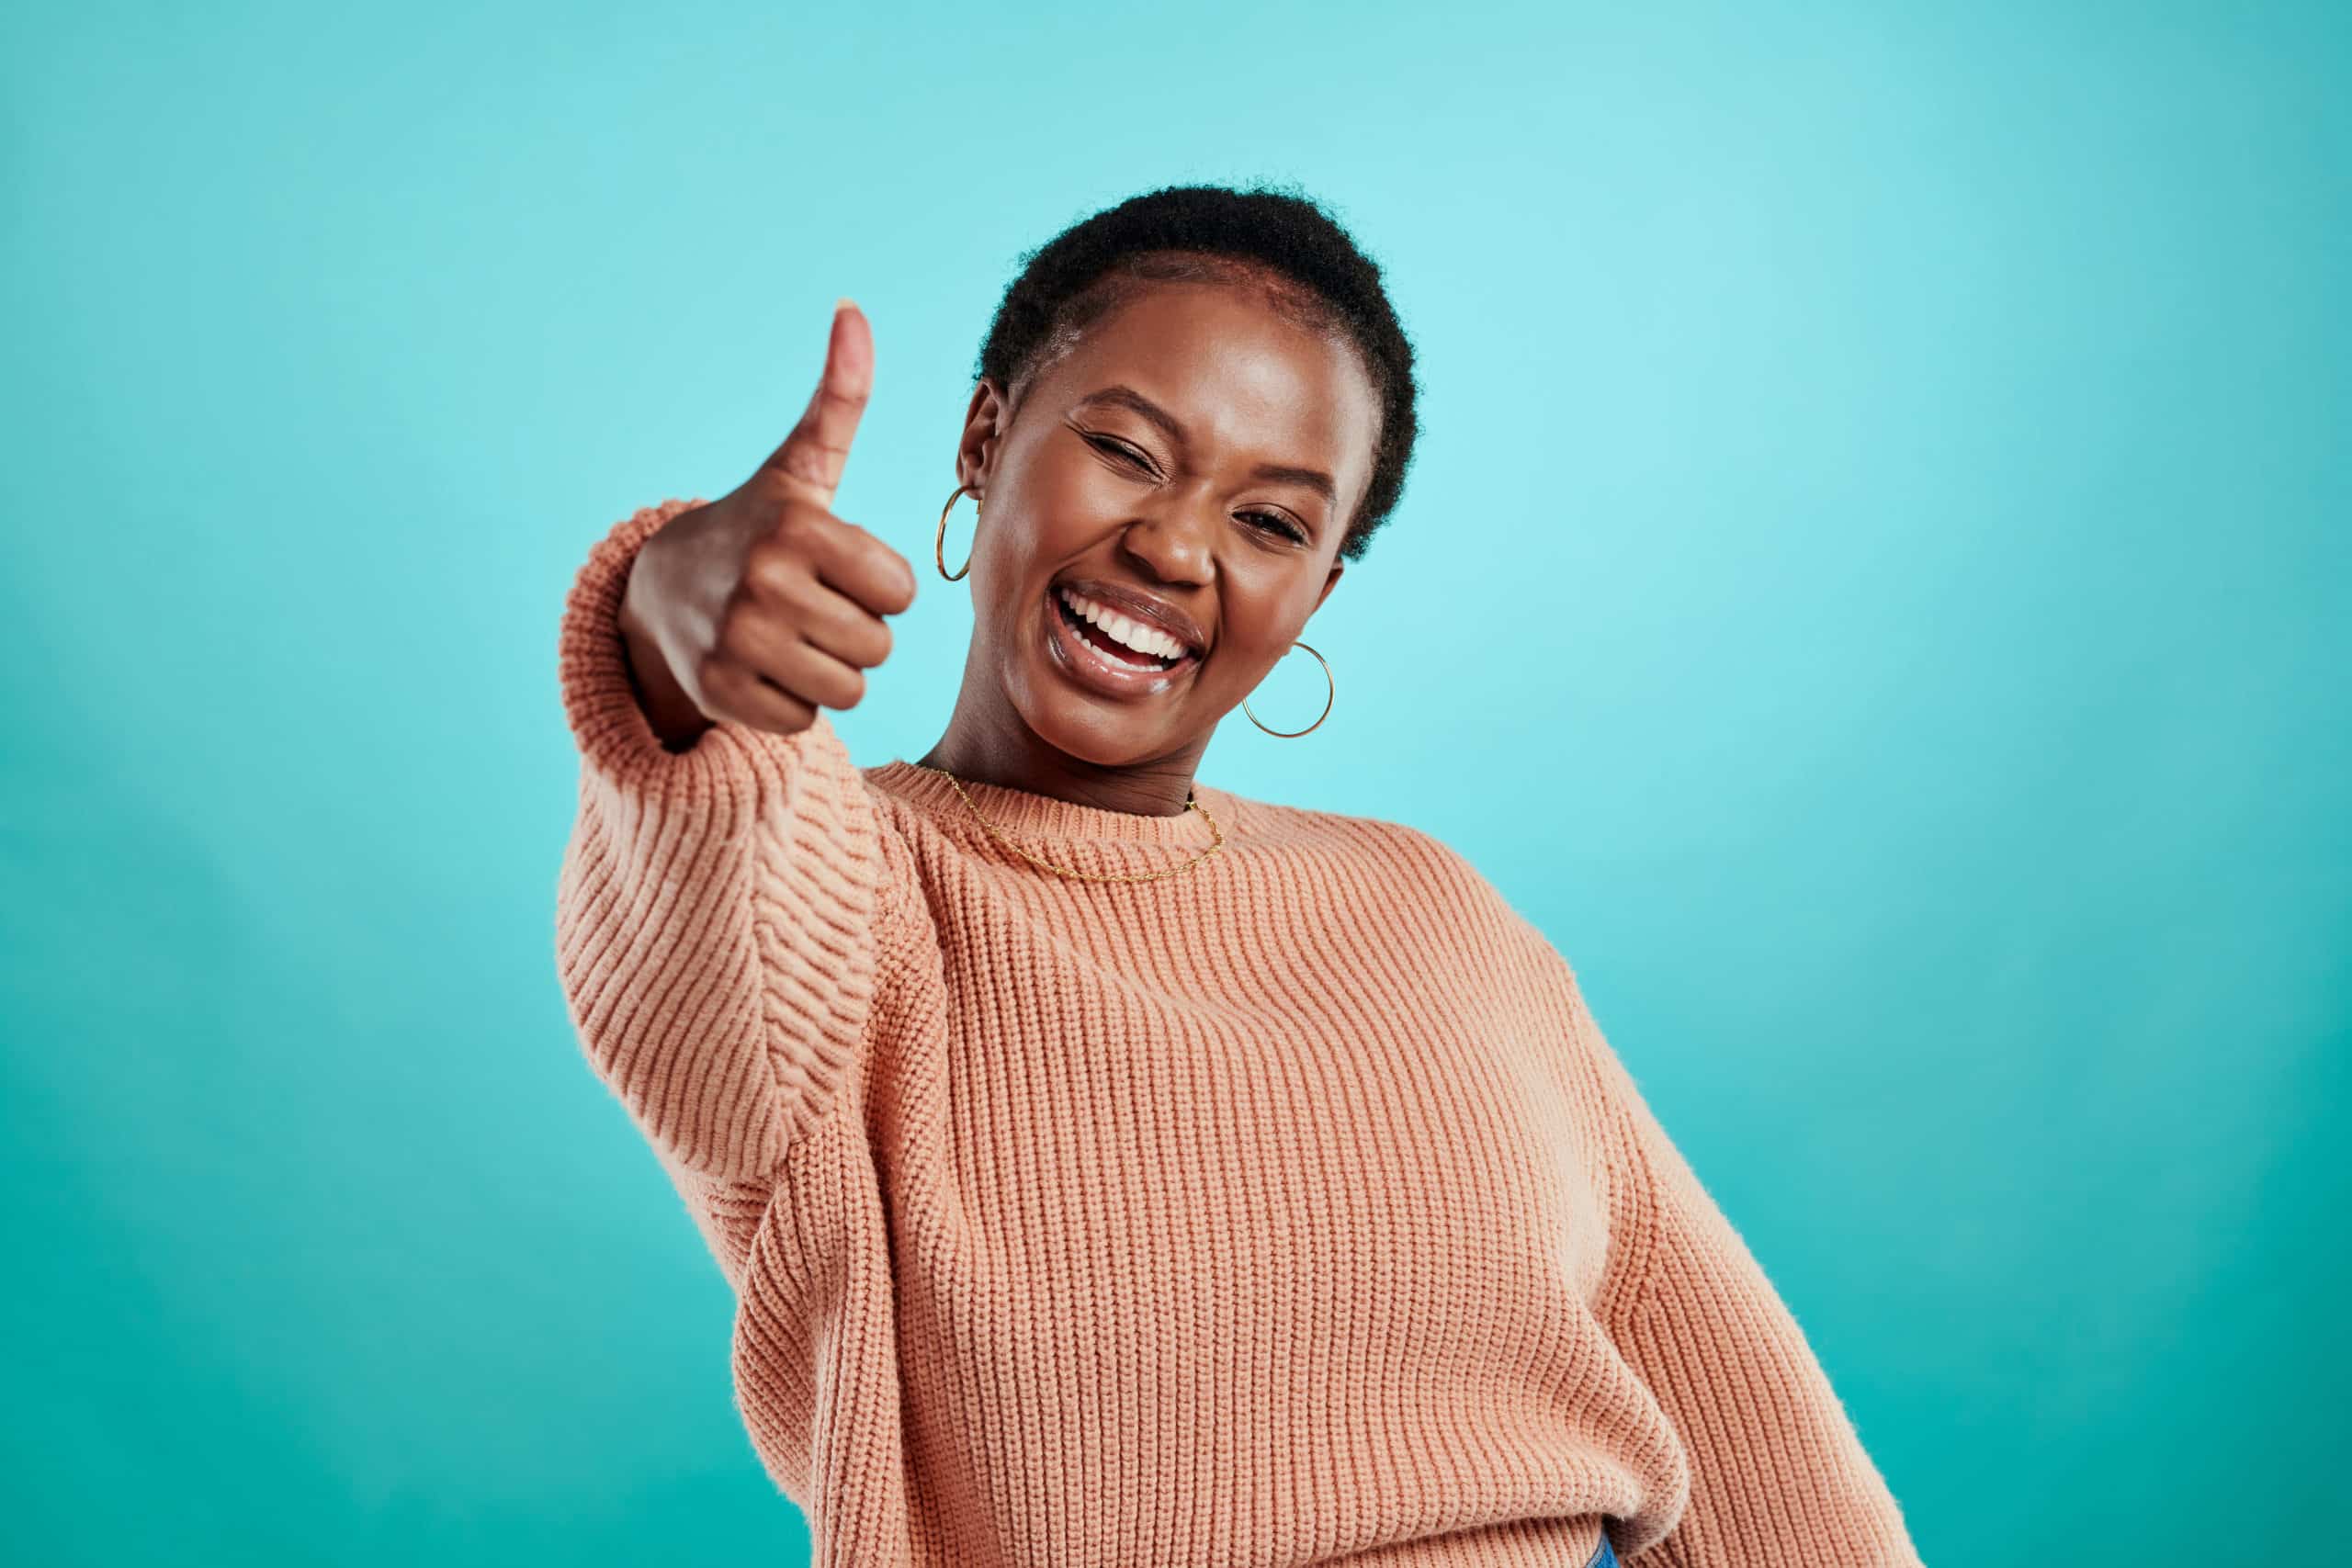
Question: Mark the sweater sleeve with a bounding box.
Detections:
[552,498,893,1187]
[1553,953,1925,1568]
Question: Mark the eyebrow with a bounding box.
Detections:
[1074,384,1338,508]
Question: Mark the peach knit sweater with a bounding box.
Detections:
[553,499,1925,1568]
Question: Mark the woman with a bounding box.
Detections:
[554,183,1923,1568]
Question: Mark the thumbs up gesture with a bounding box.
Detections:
[618,300,921,748]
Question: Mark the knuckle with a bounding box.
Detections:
[854,538,912,608]
[740,546,790,601]
[775,427,847,486]
[711,611,756,664]
[878,551,917,609]
[746,533,816,600]
[752,694,807,737]
[713,577,765,639]
[690,649,730,696]
[763,502,818,552]
[813,380,868,418]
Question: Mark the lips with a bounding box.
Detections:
[1041,582,1202,700]
[1050,575,1206,657]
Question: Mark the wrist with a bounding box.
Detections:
[617,568,714,751]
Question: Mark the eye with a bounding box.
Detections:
[1081,427,1305,542]
[1241,510,1307,544]
[1084,433,1154,472]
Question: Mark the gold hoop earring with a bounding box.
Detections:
[1243,640,1333,738]
[936,483,979,581]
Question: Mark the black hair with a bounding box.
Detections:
[974,180,1420,564]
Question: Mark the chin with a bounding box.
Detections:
[1002,576,1210,765]
[1016,688,1177,769]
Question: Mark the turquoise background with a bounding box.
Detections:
[6,1,2344,1562]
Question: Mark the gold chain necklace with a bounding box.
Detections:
[906,761,1226,884]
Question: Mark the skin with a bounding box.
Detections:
[915,273,1382,817]
[616,266,1382,822]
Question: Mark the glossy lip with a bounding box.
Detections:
[1041,583,1201,700]
[1051,574,1207,657]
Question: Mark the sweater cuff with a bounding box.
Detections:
[558,497,756,796]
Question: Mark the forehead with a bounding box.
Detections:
[1026,280,1379,478]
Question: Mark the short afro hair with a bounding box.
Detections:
[974,180,1421,564]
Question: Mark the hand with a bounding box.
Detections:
[619,299,919,745]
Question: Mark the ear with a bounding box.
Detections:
[958,376,1011,491]
[1312,559,1344,614]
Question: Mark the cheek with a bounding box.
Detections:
[973,468,1131,604]
[1023,446,1140,531]
[1203,583,1302,674]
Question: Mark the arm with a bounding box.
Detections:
[553,498,893,1187]
[1552,952,1925,1568]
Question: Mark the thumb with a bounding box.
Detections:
[758,298,873,510]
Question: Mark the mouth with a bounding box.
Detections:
[1042,582,1203,698]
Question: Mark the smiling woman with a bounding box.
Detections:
[552,182,1925,1567]
[907,204,1411,814]
[936,272,1380,786]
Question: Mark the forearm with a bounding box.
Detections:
[553,499,895,1184]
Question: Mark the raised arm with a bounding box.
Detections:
[552,300,918,1189]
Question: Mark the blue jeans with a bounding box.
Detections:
[1584,1522,1619,1568]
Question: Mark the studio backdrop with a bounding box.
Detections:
[4,3,2344,1564]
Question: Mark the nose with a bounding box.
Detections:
[1118,495,1215,586]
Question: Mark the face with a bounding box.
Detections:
[953,277,1380,769]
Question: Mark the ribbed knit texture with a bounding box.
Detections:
[553,499,1926,1568]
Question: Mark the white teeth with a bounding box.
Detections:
[1058,586,1189,662]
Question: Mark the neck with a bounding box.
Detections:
[916,694,1205,820]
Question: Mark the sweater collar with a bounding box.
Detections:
[865,760,1233,848]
